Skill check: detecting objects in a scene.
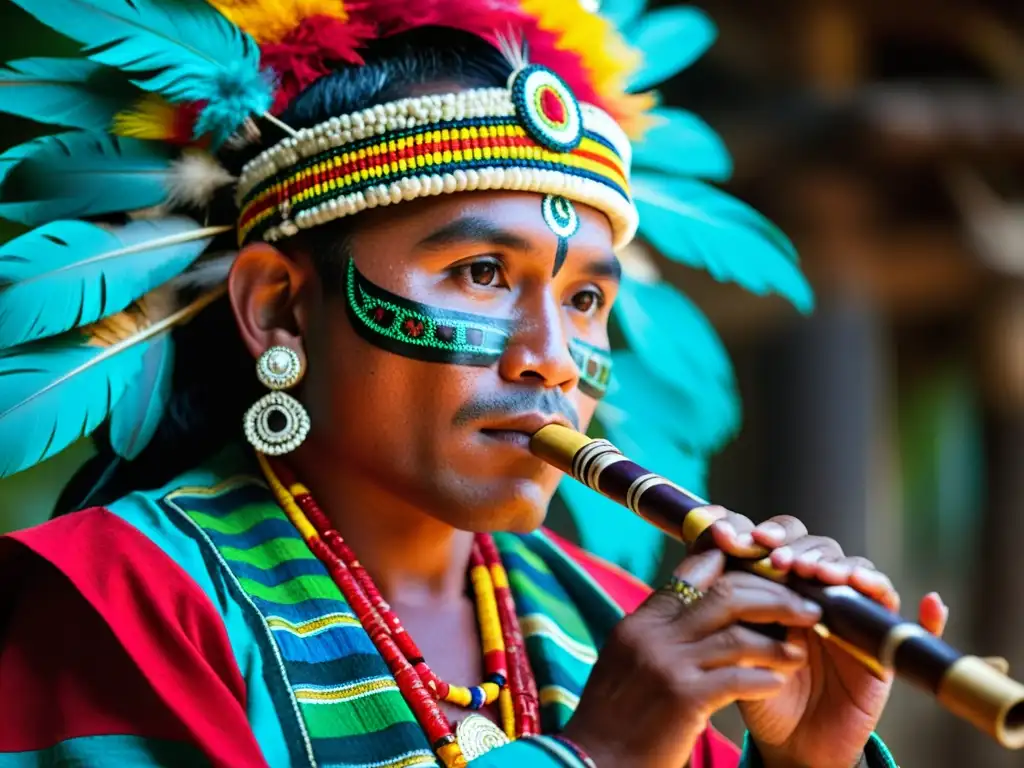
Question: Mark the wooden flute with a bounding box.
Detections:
[530,423,1024,750]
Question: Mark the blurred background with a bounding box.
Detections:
[1,0,1023,765]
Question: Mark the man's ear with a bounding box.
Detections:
[228,242,314,362]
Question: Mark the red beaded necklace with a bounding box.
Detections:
[260,456,541,768]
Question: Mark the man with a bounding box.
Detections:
[0,2,945,766]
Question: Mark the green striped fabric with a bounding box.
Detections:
[165,479,437,768]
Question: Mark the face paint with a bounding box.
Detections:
[542,194,580,276]
[568,337,612,399]
[345,259,511,365]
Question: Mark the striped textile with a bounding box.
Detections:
[491,534,603,734]
[164,479,437,768]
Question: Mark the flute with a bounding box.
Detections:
[530,423,1024,750]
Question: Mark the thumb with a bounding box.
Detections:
[675,548,728,592]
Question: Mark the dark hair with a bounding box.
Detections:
[53,27,513,514]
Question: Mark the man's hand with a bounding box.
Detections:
[561,507,947,768]
[701,507,948,768]
[562,545,818,768]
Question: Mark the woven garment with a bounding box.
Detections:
[0,447,794,767]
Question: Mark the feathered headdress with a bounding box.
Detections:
[0,0,812,580]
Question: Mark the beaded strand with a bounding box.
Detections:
[478,535,542,736]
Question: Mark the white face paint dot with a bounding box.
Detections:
[542,195,580,239]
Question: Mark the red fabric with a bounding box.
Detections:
[0,508,267,768]
[547,529,742,768]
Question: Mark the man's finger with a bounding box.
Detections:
[918,592,948,637]
[642,550,727,620]
[693,625,807,672]
[672,579,822,640]
[751,515,808,548]
[695,667,790,711]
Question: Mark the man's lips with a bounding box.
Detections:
[478,412,575,449]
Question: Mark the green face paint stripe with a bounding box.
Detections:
[569,337,612,399]
[345,259,512,366]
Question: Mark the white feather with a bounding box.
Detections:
[225,117,263,151]
[172,252,236,290]
[496,27,529,76]
[165,150,236,208]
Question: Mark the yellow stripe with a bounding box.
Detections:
[242,129,626,212]
[266,613,361,636]
[539,685,580,710]
[293,677,398,703]
[489,563,510,590]
[519,614,599,663]
[378,755,438,768]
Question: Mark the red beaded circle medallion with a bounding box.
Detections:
[510,65,583,152]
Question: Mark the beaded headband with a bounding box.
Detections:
[236,64,638,248]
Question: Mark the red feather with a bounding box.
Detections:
[262,15,377,114]
[350,1,612,118]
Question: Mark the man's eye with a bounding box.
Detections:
[571,289,604,314]
[469,262,499,286]
[453,259,509,289]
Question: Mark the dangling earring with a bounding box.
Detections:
[243,346,311,455]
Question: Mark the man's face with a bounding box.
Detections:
[299,191,620,532]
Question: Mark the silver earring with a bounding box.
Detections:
[244,346,311,455]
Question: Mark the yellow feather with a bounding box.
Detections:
[87,288,176,348]
[112,95,179,141]
[207,0,349,44]
[518,0,655,138]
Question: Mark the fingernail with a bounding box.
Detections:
[736,533,755,548]
[715,521,736,538]
[932,591,946,609]
[757,522,786,540]
[797,552,822,567]
[774,546,793,563]
[803,599,821,614]
[820,561,852,579]
[783,642,806,659]
[856,569,886,588]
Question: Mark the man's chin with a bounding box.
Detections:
[446,478,555,535]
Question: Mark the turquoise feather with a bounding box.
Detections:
[8,0,272,146]
[626,7,716,92]
[108,334,173,460]
[613,275,738,434]
[632,172,814,313]
[0,333,149,478]
[557,476,666,581]
[632,107,732,181]
[0,217,213,348]
[0,58,137,131]
[598,0,646,29]
[603,351,736,454]
[0,132,173,226]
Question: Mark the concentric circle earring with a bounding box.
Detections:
[243,346,311,455]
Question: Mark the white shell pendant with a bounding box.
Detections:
[456,714,511,761]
